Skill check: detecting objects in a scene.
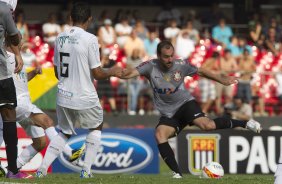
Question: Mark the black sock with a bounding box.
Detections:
[230,119,247,128]
[158,142,181,175]
[3,122,18,174]
[214,117,247,129]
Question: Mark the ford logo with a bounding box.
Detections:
[58,133,153,174]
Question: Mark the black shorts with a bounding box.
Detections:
[157,100,205,134]
[0,77,17,108]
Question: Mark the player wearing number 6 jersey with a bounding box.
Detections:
[0,47,85,178]
[36,2,123,178]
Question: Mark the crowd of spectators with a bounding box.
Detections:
[14,3,282,117]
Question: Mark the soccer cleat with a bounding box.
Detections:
[172,172,182,179]
[35,170,45,178]
[6,171,33,179]
[246,119,262,133]
[69,144,86,162]
[80,170,92,178]
[0,162,7,177]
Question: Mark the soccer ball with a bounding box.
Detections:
[201,161,224,179]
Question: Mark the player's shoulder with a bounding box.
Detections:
[80,30,98,44]
[0,2,11,14]
[174,58,187,65]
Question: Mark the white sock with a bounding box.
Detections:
[17,145,38,169]
[45,127,58,141]
[38,132,67,174]
[63,144,73,157]
[82,130,101,174]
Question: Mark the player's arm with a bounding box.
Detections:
[5,7,24,73]
[120,67,140,79]
[91,65,123,80]
[198,67,238,86]
[27,67,42,81]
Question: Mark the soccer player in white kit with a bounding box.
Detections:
[0,42,85,178]
[36,2,123,178]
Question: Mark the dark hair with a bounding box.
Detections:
[157,40,174,55]
[71,2,91,24]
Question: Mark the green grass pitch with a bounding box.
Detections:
[0,161,274,184]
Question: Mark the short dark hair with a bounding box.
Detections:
[157,40,174,55]
[71,2,91,24]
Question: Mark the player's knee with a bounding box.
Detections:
[42,117,54,129]
[200,120,216,131]
[155,129,169,143]
[32,137,47,152]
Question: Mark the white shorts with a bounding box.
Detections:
[57,105,103,135]
[16,96,45,138]
[16,96,43,122]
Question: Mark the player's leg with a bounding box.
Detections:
[81,124,102,178]
[17,136,46,170]
[36,131,70,177]
[79,106,103,178]
[17,122,46,170]
[192,113,261,132]
[0,107,18,176]
[155,122,182,178]
[36,105,73,177]
[177,100,261,132]
[29,113,58,140]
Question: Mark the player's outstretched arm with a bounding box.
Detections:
[91,65,123,80]
[120,68,140,79]
[198,67,238,86]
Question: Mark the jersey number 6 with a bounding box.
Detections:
[59,52,70,77]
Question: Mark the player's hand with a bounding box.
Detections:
[110,65,123,78]
[14,54,24,73]
[34,66,42,75]
[220,75,238,86]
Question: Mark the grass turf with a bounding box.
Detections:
[0,161,274,183]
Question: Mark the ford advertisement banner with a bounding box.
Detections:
[177,130,281,174]
[52,128,159,174]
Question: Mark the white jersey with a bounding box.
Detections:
[7,51,29,98]
[54,26,101,110]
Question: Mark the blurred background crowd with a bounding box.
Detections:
[15,0,282,119]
